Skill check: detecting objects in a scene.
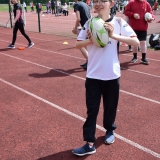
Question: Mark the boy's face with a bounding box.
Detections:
[93,0,112,15]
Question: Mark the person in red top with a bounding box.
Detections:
[125,0,154,65]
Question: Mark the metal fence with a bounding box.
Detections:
[0,3,77,37]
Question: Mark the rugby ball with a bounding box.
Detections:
[144,12,152,21]
[89,17,109,48]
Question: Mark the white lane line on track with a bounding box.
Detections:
[0,32,75,46]
[0,39,84,60]
[0,39,160,79]
[0,77,160,158]
[0,51,160,105]
[121,67,160,78]
[0,32,160,62]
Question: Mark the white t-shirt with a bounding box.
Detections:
[23,2,26,7]
[77,17,136,80]
[57,1,61,6]
[62,5,68,11]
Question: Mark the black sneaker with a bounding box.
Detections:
[141,58,149,65]
[131,57,138,63]
[80,62,87,67]
[28,42,34,48]
[72,143,96,156]
[83,64,87,70]
[7,44,15,49]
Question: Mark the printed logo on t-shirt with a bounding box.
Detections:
[123,23,129,27]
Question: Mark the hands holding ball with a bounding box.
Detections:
[88,17,114,48]
[134,12,154,23]
[144,12,154,23]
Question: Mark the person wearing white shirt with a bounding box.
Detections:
[23,1,27,12]
[55,0,61,16]
[72,0,139,156]
[62,3,68,16]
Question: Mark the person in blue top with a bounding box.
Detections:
[7,0,34,49]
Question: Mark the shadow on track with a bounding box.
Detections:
[0,48,16,52]
[29,68,85,78]
[38,136,105,160]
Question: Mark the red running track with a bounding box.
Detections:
[0,27,160,160]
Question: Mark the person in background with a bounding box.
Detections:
[110,2,117,16]
[48,0,51,12]
[39,3,42,13]
[7,0,34,49]
[36,3,42,13]
[125,0,155,64]
[31,1,34,11]
[46,2,49,13]
[72,0,91,70]
[30,1,33,11]
[51,0,55,14]
[55,0,61,16]
[62,3,69,16]
[86,0,91,7]
[153,0,159,15]
[23,1,27,12]
[121,0,128,13]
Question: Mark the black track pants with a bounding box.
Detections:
[12,22,31,45]
[83,78,120,142]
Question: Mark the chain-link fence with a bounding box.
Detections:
[0,4,12,28]
[0,2,78,37]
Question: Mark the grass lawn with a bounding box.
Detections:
[0,4,73,12]
[0,4,10,12]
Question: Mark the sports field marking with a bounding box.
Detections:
[0,32,160,63]
[0,39,160,79]
[120,67,160,78]
[0,51,160,105]
[0,77,160,159]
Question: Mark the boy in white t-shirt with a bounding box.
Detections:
[72,0,139,156]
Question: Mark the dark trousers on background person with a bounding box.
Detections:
[51,7,55,14]
[63,10,68,16]
[83,77,120,142]
[12,22,31,45]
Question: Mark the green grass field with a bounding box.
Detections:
[0,5,47,12]
[1,4,159,13]
[0,4,73,12]
[0,4,10,12]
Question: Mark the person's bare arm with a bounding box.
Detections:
[72,11,81,34]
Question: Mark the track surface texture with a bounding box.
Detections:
[0,24,160,160]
